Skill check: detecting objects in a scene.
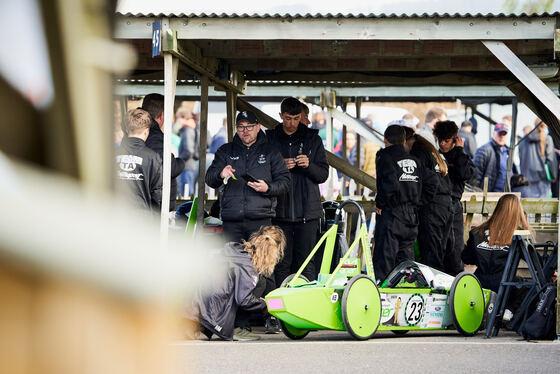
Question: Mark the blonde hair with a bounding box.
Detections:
[414,134,448,176]
[243,226,286,276]
[125,108,152,135]
[476,194,533,246]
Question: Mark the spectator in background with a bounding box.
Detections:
[177,109,199,197]
[401,112,416,128]
[210,118,228,154]
[417,107,447,146]
[433,120,474,276]
[335,131,357,195]
[502,115,512,128]
[473,123,513,192]
[142,93,185,211]
[458,120,477,159]
[522,125,532,136]
[300,103,311,126]
[115,109,162,212]
[518,118,557,198]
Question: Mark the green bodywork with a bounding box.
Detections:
[265,200,489,339]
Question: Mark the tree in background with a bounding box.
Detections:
[504,0,555,13]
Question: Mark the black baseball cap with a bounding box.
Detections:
[236,110,259,124]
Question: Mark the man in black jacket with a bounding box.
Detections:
[373,125,421,282]
[206,110,290,242]
[268,98,329,284]
[142,93,185,211]
[115,109,163,212]
[434,121,475,275]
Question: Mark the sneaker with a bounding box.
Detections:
[233,327,261,341]
[264,316,281,334]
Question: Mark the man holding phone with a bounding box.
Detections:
[267,97,329,284]
[206,110,290,242]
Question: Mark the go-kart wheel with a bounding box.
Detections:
[279,319,309,340]
[342,275,381,340]
[281,274,310,287]
[450,272,485,336]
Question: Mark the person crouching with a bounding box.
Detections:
[194,226,285,341]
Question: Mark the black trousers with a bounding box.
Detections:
[235,275,276,328]
[222,218,272,243]
[443,199,465,276]
[373,205,418,283]
[418,201,452,273]
[273,219,319,286]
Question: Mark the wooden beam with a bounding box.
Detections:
[194,39,553,59]
[165,17,556,41]
[160,53,178,241]
[197,76,209,227]
[243,71,513,85]
[161,26,244,95]
[483,41,560,122]
[226,91,237,142]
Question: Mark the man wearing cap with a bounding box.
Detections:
[206,110,290,242]
[473,122,513,192]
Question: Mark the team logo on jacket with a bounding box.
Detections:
[397,159,419,182]
[258,154,267,164]
[229,156,239,160]
[116,155,144,180]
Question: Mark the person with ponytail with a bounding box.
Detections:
[195,226,286,341]
[403,125,452,272]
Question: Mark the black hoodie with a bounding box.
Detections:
[267,123,329,221]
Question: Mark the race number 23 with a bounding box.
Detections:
[404,294,425,326]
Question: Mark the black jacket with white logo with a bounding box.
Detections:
[462,228,511,292]
[267,124,329,221]
[375,144,421,210]
[115,136,163,212]
[206,131,290,221]
[411,140,451,207]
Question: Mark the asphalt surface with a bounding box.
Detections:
[172,328,560,374]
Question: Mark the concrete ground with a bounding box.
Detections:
[172,328,560,374]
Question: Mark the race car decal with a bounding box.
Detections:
[404,293,425,326]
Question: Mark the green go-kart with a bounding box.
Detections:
[265,200,494,340]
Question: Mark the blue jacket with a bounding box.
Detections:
[473,140,516,192]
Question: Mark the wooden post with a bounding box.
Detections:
[505,98,518,192]
[326,108,334,199]
[341,101,347,196]
[355,98,362,196]
[161,53,178,244]
[226,90,237,142]
[197,76,209,227]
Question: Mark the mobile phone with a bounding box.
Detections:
[243,173,259,183]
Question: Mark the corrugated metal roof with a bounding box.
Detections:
[115,11,560,18]
[115,0,560,18]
